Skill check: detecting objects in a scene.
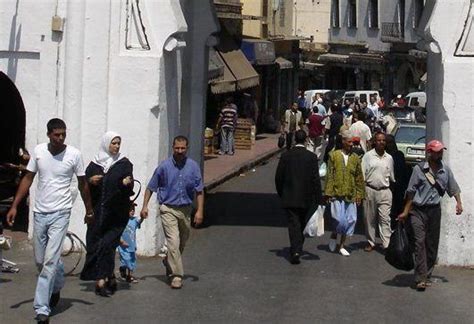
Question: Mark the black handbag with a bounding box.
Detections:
[385,222,414,271]
[277,134,285,148]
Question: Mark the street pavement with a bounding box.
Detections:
[1,156,473,323]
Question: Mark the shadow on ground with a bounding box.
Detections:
[382,274,449,289]
[10,297,93,317]
[269,247,320,264]
[139,274,199,286]
[204,192,287,227]
[205,191,368,237]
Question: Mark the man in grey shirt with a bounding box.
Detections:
[398,140,462,291]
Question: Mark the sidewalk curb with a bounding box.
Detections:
[204,147,284,192]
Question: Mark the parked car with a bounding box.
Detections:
[342,90,380,104]
[394,123,426,166]
[405,91,426,108]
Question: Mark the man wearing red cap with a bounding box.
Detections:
[398,139,462,291]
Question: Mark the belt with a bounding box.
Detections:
[365,183,390,191]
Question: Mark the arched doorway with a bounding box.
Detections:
[0,71,28,232]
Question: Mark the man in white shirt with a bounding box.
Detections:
[367,96,380,121]
[7,118,93,323]
[362,132,395,252]
[349,111,372,152]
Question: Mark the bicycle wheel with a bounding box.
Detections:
[62,232,86,276]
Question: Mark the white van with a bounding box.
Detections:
[304,89,331,109]
[342,90,380,104]
[405,91,426,108]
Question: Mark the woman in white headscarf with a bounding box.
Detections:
[80,131,134,296]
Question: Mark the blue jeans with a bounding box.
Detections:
[33,210,70,316]
[220,127,234,154]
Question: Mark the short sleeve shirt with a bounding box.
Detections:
[27,143,85,213]
[147,157,204,206]
[406,161,461,206]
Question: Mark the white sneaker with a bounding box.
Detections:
[339,248,350,257]
[329,239,337,252]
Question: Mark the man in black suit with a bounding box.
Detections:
[275,130,323,264]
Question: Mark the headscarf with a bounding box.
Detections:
[92,131,125,173]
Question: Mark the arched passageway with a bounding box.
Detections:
[0,71,28,232]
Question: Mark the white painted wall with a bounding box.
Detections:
[0,0,191,256]
[420,0,474,266]
[295,0,331,44]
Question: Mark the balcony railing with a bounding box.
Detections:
[381,22,404,43]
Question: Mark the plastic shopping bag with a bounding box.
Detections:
[385,222,414,271]
[303,205,326,238]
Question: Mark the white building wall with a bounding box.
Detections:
[330,0,389,52]
[0,0,190,256]
[420,0,474,265]
[295,0,330,44]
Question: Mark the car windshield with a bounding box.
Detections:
[395,126,426,144]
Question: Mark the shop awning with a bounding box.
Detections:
[210,57,237,94]
[300,61,325,70]
[348,52,385,64]
[208,48,224,81]
[241,39,276,65]
[275,57,293,69]
[318,53,349,63]
[210,49,260,94]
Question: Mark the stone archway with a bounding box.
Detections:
[0,71,28,232]
[396,62,417,94]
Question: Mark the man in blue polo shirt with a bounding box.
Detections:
[140,135,204,289]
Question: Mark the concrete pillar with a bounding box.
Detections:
[418,0,474,266]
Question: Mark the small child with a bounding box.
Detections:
[118,203,143,283]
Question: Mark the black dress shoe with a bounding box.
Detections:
[49,291,60,308]
[95,285,110,297]
[290,253,301,265]
[107,276,117,295]
[35,314,50,323]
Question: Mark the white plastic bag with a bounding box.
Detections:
[303,205,326,238]
[319,162,327,178]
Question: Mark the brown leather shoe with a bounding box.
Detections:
[170,276,183,289]
[364,243,375,252]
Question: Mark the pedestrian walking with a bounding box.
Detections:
[296,90,307,119]
[307,106,327,160]
[140,135,204,289]
[398,140,462,291]
[6,118,94,323]
[385,134,409,227]
[282,103,304,150]
[362,132,395,252]
[325,130,365,256]
[216,97,238,155]
[118,203,143,283]
[323,103,343,162]
[80,131,134,297]
[275,130,323,264]
[349,111,372,152]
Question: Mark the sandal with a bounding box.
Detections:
[416,281,427,291]
[126,275,138,283]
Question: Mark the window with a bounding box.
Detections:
[348,0,357,28]
[368,0,378,28]
[331,0,340,28]
[279,0,285,27]
[413,0,424,28]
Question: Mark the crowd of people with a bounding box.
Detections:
[4,119,204,323]
[276,91,463,292]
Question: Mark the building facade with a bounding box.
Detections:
[324,0,426,98]
[0,0,218,256]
